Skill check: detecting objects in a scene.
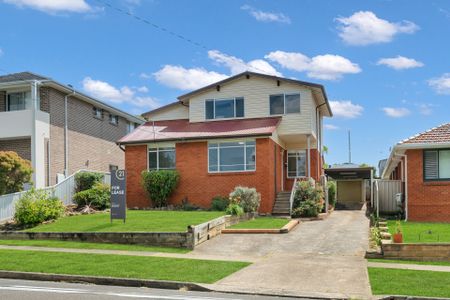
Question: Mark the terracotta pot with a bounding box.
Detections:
[393,233,403,243]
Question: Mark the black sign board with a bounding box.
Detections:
[110,169,126,223]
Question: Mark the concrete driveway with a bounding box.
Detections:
[193,210,371,299]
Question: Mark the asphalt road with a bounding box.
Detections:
[0,278,299,300]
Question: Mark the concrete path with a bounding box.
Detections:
[195,210,372,299]
[368,261,450,272]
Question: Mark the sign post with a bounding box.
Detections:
[110,169,126,223]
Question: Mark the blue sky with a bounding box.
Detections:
[1,0,449,172]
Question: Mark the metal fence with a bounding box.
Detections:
[374,179,402,214]
[0,170,110,223]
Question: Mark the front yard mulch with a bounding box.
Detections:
[0,249,250,284]
[387,221,450,243]
[0,239,189,253]
[26,211,224,233]
[368,267,450,298]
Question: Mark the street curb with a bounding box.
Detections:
[0,270,211,292]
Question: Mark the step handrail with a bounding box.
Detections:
[289,177,298,215]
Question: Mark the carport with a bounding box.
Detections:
[325,164,374,210]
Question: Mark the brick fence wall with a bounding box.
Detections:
[407,149,450,222]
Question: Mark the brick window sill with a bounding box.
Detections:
[423,181,450,186]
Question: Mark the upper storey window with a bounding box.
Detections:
[205,97,244,120]
[269,93,300,115]
[7,92,30,111]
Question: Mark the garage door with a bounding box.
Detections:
[337,180,363,209]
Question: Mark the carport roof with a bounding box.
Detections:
[325,165,374,180]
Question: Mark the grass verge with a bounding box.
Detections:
[369,258,450,267]
[229,217,290,229]
[387,221,450,243]
[26,211,224,233]
[0,249,250,284]
[0,239,189,254]
[368,267,450,298]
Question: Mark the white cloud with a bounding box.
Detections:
[139,72,151,80]
[382,107,411,118]
[153,65,228,90]
[336,11,419,46]
[418,104,433,116]
[324,124,339,130]
[377,56,424,70]
[241,5,290,24]
[265,50,361,80]
[208,50,281,76]
[3,0,91,13]
[428,73,450,95]
[137,86,149,93]
[329,100,364,118]
[82,77,159,110]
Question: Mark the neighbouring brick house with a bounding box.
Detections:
[118,71,332,214]
[0,72,143,188]
[382,123,450,222]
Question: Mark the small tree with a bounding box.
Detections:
[0,151,33,195]
[141,170,180,207]
[75,172,104,192]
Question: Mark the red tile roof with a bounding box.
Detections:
[400,123,450,144]
[118,117,281,144]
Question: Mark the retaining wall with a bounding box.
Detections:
[382,243,450,261]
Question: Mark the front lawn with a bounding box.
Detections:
[0,249,249,283]
[368,267,450,298]
[369,258,450,267]
[229,217,290,229]
[26,210,224,232]
[387,221,450,243]
[0,239,189,253]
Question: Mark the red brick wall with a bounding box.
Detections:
[407,149,450,222]
[125,138,278,213]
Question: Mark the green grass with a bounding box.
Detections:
[0,239,189,254]
[369,258,450,267]
[27,211,224,233]
[229,217,290,229]
[368,267,450,298]
[387,220,450,243]
[0,249,250,284]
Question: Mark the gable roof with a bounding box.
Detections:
[398,123,450,145]
[0,71,144,124]
[118,116,281,144]
[177,71,332,117]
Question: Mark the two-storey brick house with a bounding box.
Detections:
[118,72,332,214]
[0,72,144,188]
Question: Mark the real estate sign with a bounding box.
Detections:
[111,169,126,223]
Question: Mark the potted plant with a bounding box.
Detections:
[392,221,403,243]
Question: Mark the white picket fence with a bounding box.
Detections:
[0,170,110,223]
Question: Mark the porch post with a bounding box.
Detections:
[307,134,311,178]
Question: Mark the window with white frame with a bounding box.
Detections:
[269,93,300,115]
[424,149,450,181]
[208,140,255,172]
[127,122,137,134]
[287,150,306,178]
[109,114,119,125]
[148,146,176,170]
[205,97,244,120]
[7,92,29,111]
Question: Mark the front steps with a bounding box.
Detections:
[272,191,291,215]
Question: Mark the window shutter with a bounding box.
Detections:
[424,150,438,180]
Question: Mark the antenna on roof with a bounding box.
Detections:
[348,130,352,163]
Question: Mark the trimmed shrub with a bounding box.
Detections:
[141,170,180,208]
[75,172,104,192]
[0,151,33,195]
[327,181,336,207]
[229,186,260,213]
[211,196,229,211]
[14,189,64,226]
[226,203,244,216]
[292,180,324,218]
[73,182,110,210]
